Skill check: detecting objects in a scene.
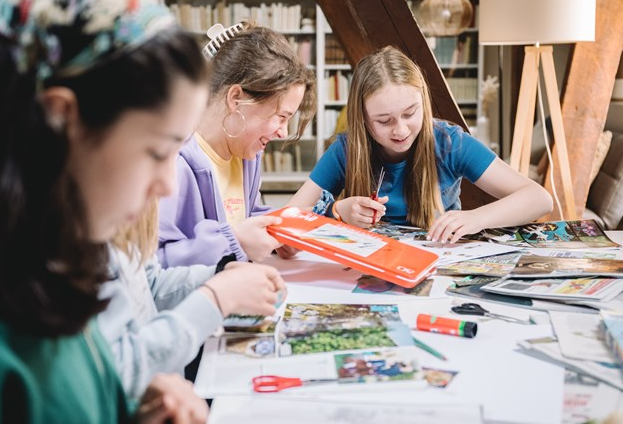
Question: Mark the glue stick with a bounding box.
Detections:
[416,314,478,338]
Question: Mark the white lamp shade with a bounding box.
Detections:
[479,0,595,45]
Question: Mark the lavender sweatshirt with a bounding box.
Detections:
[158,135,270,267]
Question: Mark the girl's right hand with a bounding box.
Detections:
[335,196,388,228]
[202,261,286,317]
[233,215,284,263]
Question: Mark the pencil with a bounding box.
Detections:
[412,336,448,361]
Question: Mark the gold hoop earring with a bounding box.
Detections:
[222,109,245,138]
[46,114,66,133]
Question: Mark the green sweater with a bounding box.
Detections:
[0,320,133,424]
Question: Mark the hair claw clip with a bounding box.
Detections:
[202,22,244,59]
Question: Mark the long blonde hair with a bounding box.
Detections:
[345,45,442,228]
[112,197,159,266]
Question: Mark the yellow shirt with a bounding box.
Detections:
[195,132,246,225]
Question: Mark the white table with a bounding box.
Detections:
[197,231,623,424]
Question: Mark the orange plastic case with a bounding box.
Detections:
[266,207,439,288]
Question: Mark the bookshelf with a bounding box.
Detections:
[167,0,351,193]
[411,0,483,127]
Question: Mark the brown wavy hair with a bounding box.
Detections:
[208,21,316,141]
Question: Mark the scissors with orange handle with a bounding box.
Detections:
[370,167,385,224]
[252,375,336,393]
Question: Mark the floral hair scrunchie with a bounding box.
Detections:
[0,0,176,87]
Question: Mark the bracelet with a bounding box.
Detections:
[203,284,224,316]
[331,200,342,222]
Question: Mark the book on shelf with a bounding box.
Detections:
[447,78,478,103]
[266,207,439,288]
[262,145,299,174]
[601,310,623,365]
[169,2,305,33]
[324,71,350,103]
[323,108,340,138]
[325,36,349,65]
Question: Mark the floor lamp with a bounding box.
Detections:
[479,0,595,220]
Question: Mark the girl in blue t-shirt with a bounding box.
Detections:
[289,46,553,244]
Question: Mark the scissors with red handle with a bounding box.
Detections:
[252,375,336,393]
[371,167,385,224]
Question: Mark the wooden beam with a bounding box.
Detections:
[541,0,623,221]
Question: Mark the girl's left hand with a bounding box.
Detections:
[137,373,208,424]
[427,209,485,244]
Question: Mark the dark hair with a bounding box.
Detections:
[0,28,208,337]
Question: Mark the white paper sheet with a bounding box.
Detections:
[550,311,617,363]
[210,396,484,424]
[401,239,521,266]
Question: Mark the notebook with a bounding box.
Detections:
[266,207,438,288]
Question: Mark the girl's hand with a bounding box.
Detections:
[137,373,208,424]
[427,209,485,244]
[233,216,284,262]
[203,261,286,317]
[335,196,388,228]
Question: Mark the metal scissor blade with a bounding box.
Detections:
[486,312,531,325]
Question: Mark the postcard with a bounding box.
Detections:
[222,314,279,334]
[370,222,429,240]
[333,349,421,384]
[278,303,413,356]
[478,219,619,249]
[437,252,522,277]
[422,367,460,388]
[453,275,501,287]
[219,334,276,358]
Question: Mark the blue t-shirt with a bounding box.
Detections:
[309,120,496,225]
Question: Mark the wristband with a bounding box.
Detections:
[215,253,237,273]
